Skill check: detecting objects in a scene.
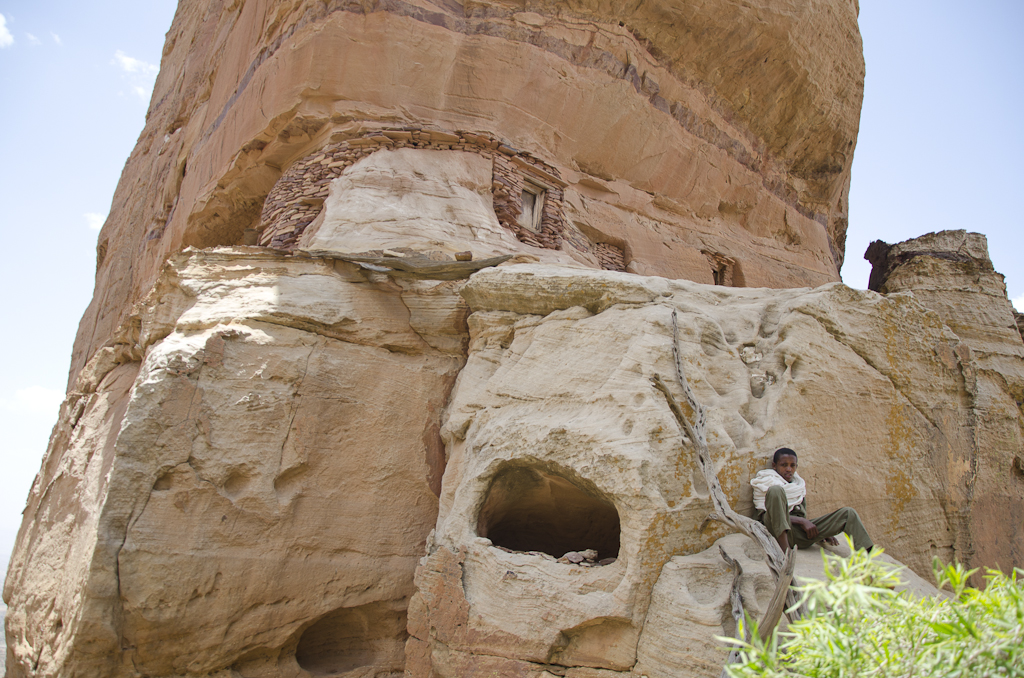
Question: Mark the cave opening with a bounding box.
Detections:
[294,601,407,677]
[476,464,620,560]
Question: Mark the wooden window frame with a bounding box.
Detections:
[519,180,547,234]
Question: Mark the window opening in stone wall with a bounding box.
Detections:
[704,251,736,286]
[476,463,620,561]
[519,182,546,233]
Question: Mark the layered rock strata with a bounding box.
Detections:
[72,0,864,391]
[18,2,1024,677]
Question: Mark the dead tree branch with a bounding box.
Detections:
[719,546,748,676]
[652,309,806,631]
[757,548,796,643]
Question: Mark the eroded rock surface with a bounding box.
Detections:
[409,262,1024,676]
[4,249,466,678]
[10,1,1024,676]
[7,244,1023,677]
[635,534,939,678]
[865,230,1024,577]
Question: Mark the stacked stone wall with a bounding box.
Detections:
[258,128,580,255]
[594,243,627,272]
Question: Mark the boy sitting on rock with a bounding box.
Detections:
[751,447,874,553]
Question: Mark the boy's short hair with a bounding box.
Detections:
[773,447,798,464]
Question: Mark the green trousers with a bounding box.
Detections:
[758,485,874,551]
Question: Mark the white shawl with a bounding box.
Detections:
[750,469,806,511]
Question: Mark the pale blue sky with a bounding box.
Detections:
[0,1,1021,575]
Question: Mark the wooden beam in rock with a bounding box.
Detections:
[302,250,513,280]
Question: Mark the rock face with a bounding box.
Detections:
[407,262,1023,676]
[7,2,1024,678]
[70,0,864,392]
[8,247,1022,676]
[4,250,466,678]
[637,534,938,678]
[865,230,1024,575]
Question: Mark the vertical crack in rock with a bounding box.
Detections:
[275,337,318,486]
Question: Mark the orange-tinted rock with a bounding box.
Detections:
[866,230,1024,578]
[70,0,864,391]
[31,4,1024,678]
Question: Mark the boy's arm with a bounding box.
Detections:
[789,498,820,538]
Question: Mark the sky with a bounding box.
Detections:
[0,1,1021,579]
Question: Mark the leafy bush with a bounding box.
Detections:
[724,542,1024,677]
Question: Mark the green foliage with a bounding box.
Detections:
[723,541,1024,678]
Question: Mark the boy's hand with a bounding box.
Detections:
[792,516,818,538]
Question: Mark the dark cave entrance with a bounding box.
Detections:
[476,463,620,560]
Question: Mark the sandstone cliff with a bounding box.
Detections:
[70,0,864,392]
[865,230,1024,573]
[7,1,1024,677]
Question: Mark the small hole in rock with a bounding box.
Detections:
[295,601,407,677]
[223,472,250,498]
[153,473,173,491]
[477,463,620,560]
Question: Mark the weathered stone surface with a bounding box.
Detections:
[4,249,464,678]
[8,239,1024,677]
[410,262,1024,675]
[14,1,1024,676]
[70,0,863,391]
[866,230,1024,579]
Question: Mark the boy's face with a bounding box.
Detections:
[772,454,798,482]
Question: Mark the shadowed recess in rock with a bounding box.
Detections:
[294,601,407,677]
[476,463,620,560]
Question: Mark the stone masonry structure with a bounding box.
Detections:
[256,127,581,259]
